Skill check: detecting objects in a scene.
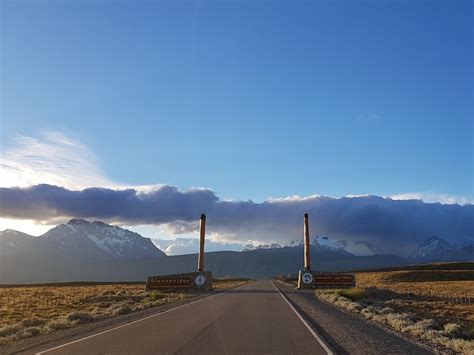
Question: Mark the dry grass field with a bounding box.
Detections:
[314,263,474,354]
[355,269,474,325]
[0,278,250,345]
[356,270,474,297]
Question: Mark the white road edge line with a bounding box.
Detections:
[273,282,334,355]
[35,283,248,355]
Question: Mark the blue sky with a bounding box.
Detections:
[1,0,473,203]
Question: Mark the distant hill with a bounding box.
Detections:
[0,219,167,283]
[352,261,474,273]
[0,219,407,283]
[1,219,472,284]
[410,236,474,263]
[0,229,35,253]
[3,219,165,261]
[0,248,408,283]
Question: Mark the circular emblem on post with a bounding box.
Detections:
[194,273,207,287]
[302,272,313,285]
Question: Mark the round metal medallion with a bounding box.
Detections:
[194,273,207,287]
[302,272,313,285]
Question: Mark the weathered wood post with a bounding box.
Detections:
[304,213,311,271]
[146,213,212,291]
[198,213,206,272]
[296,212,356,289]
[297,213,315,288]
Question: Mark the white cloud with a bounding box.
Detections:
[390,192,473,205]
[0,132,118,189]
[0,218,54,236]
[0,131,472,256]
[151,236,245,255]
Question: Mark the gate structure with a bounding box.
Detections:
[146,214,213,291]
[297,213,355,289]
[146,212,355,292]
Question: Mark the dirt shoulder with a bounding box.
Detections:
[275,281,434,355]
[314,287,473,354]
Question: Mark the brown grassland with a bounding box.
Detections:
[355,269,474,326]
[0,279,250,345]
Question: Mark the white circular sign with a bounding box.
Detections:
[302,272,313,285]
[194,273,207,287]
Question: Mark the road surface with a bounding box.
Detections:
[32,281,330,354]
[14,280,432,355]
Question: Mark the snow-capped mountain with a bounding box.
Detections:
[334,240,376,256]
[0,219,166,263]
[285,236,376,256]
[287,239,303,248]
[311,236,346,252]
[152,237,244,255]
[243,243,282,252]
[411,236,452,259]
[411,236,474,262]
[40,219,166,260]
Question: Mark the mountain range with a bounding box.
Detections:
[0,219,472,283]
[410,236,474,262]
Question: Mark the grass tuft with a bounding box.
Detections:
[339,287,366,301]
[66,311,94,324]
[20,317,47,328]
[0,324,21,337]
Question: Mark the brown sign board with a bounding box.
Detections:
[313,273,355,287]
[147,276,192,288]
[297,270,356,289]
[146,271,213,291]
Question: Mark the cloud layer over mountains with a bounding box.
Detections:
[1,184,472,256]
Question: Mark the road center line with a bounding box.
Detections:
[272,282,334,355]
[35,285,245,355]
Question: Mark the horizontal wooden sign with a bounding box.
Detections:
[297,270,356,289]
[313,273,355,286]
[147,276,192,288]
[146,271,213,291]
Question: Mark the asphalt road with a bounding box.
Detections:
[32,281,329,355]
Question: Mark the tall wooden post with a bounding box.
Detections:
[198,214,206,272]
[304,213,311,271]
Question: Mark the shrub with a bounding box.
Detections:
[0,324,21,337]
[132,304,144,311]
[67,311,94,324]
[17,326,42,338]
[449,338,474,354]
[44,319,71,331]
[443,323,463,337]
[21,317,47,327]
[150,290,166,300]
[339,287,366,301]
[111,305,131,316]
[101,290,115,296]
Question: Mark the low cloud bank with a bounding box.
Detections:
[152,237,245,255]
[1,184,473,255]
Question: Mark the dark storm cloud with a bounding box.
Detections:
[1,184,473,255]
[0,184,218,222]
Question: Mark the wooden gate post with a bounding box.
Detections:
[304,213,311,271]
[198,213,206,272]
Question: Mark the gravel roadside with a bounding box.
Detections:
[275,281,435,355]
